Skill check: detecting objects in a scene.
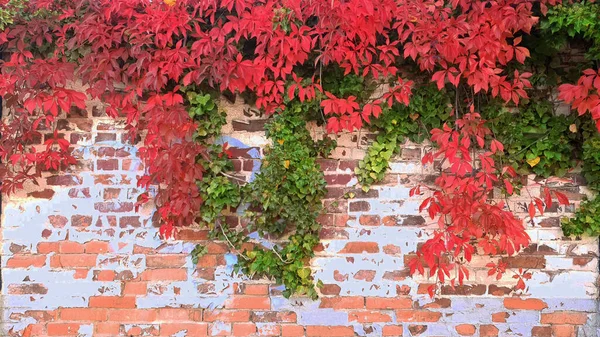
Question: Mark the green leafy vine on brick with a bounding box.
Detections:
[356,84,452,188]
[236,111,333,299]
[185,85,335,298]
[484,99,578,178]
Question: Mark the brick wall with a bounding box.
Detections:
[1,98,599,337]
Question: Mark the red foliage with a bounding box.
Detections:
[0,0,575,292]
[558,69,600,130]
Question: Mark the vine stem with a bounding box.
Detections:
[220,171,248,184]
[271,246,293,264]
[218,220,249,261]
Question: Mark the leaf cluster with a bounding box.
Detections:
[237,111,331,299]
[562,194,600,237]
[356,84,452,187]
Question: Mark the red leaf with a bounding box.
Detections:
[554,191,570,206]
[504,179,513,195]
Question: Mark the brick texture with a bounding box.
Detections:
[1,100,598,337]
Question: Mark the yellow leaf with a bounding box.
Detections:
[527,156,541,167]
[163,0,176,6]
[569,124,577,133]
[409,113,420,121]
[284,160,290,169]
[277,139,285,145]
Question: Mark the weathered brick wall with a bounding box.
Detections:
[1,98,599,337]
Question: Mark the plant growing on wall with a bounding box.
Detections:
[1,0,599,298]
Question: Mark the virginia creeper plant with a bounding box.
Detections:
[0,0,597,297]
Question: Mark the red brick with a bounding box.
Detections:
[502,255,546,269]
[119,216,141,227]
[74,269,89,279]
[50,254,97,268]
[203,310,251,322]
[395,310,442,322]
[491,312,509,323]
[366,297,412,309]
[480,325,499,337]
[93,270,116,281]
[28,189,55,199]
[320,284,341,295]
[123,282,147,295]
[97,159,119,170]
[71,215,92,227]
[552,325,576,337]
[47,175,82,186]
[60,308,107,321]
[232,323,256,336]
[319,296,364,309]
[225,297,270,310]
[382,325,403,336]
[6,255,47,268]
[237,284,269,295]
[95,323,120,335]
[531,326,552,337]
[281,325,304,337]
[146,254,187,268]
[456,324,476,336]
[84,241,111,253]
[325,174,353,185]
[139,269,187,281]
[383,244,402,255]
[107,309,157,322]
[359,215,380,226]
[89,296,136,308]
[48,215,68,228]
[37,242,59,254]
[504,298,548,310]
[541,312,588,324]
[176,229,209,240]
[96,133,116,142]
[47,323,81,336]
[59,241,85,254]
[339,242,379,253]
[349,201,370,212]
[306,326,355,336]
[353,270,376,281]
[160,323,208,336]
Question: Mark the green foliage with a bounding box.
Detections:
[582,135,600,192]
[562,194,600,237]
[236,111,331,299]
[485,100,577,178]
[197,174,241,226]
[356,136,398,188]
[356,84,452,188]
[187,91,226,140]
[541,1,600,61]
[191,245,208,265]
[0,0,28,29]
[321,67,376,101]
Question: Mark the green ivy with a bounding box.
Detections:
[236,111,332,299]
[356,84,452,188]
[484,100,577,178]
[541,1,600,61]
[582,136,600,192]
[187,91,227,140]
[562,194,600,237]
